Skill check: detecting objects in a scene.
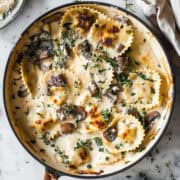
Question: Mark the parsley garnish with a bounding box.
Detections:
[94,137,103,146]
[131,92,136,96]
[82,63,89,70]
[139,108,147,128]
[115,143,123,149]
[74,139,93,151]
[74,81,80,88]
[41,131,51,145]
[136,72,154,82]
[87,164,92,169]
[101,109,112,123]
[119,73,132,86]
[54,146,69,164]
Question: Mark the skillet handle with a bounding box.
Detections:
[44,167,61,180]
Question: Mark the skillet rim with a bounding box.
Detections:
[3,1,176,179]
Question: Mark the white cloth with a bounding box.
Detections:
[135,0,180,56]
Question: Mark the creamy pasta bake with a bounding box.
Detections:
[5,4,173,175]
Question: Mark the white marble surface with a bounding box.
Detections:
[0,0,180,180]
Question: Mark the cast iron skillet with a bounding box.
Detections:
[3,2,175,179]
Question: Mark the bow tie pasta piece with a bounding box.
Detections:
[88,17,134,58]
[123,70,161,110]
[59,7,101,46]
[102,114,145,153]
[41,69,81,106]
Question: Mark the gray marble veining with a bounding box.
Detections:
[0,0,180,180]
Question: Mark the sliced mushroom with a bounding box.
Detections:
[35,40,53,60]
[64,43,73,57]
[106,92,117,104]
[48,74,67,87]
[37,58,52,72]
[101,37,113,47]
[79,40,92,59]
[77,11,95,30]
[75,106,87,121]
[115,56,129,73]
[88,81,100,97]
[27,31,53,62]
[38,31,51,40]
[145,111,161,123]
[103,126,118,142]
[106,85,120,103]
[127,107,141,119]
[117,44,125,53]
[30,31,51,42]
[61,123,75,134]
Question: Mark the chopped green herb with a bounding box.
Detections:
[126,30,132,34]
[36,112,44,117]
[101,109,112,123]
[121,152,126,156]
[93,63,100,68]
[94,137,103,146]
[82,63,89,70]
[41,131,51,145]
[87,164,92,169]
[135,146,145,152]
[74,80,80,88]
[64,105,76,116]
[98,147,104,152]
[119,73,132,86]
[139,108,147,128]
[136,72,154,82]
[98,80,106,84]
[54,146,69,164]
[131,92,136,96]
[87,102,92,107]
[115,143,123,149]
[74,139,93,151]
